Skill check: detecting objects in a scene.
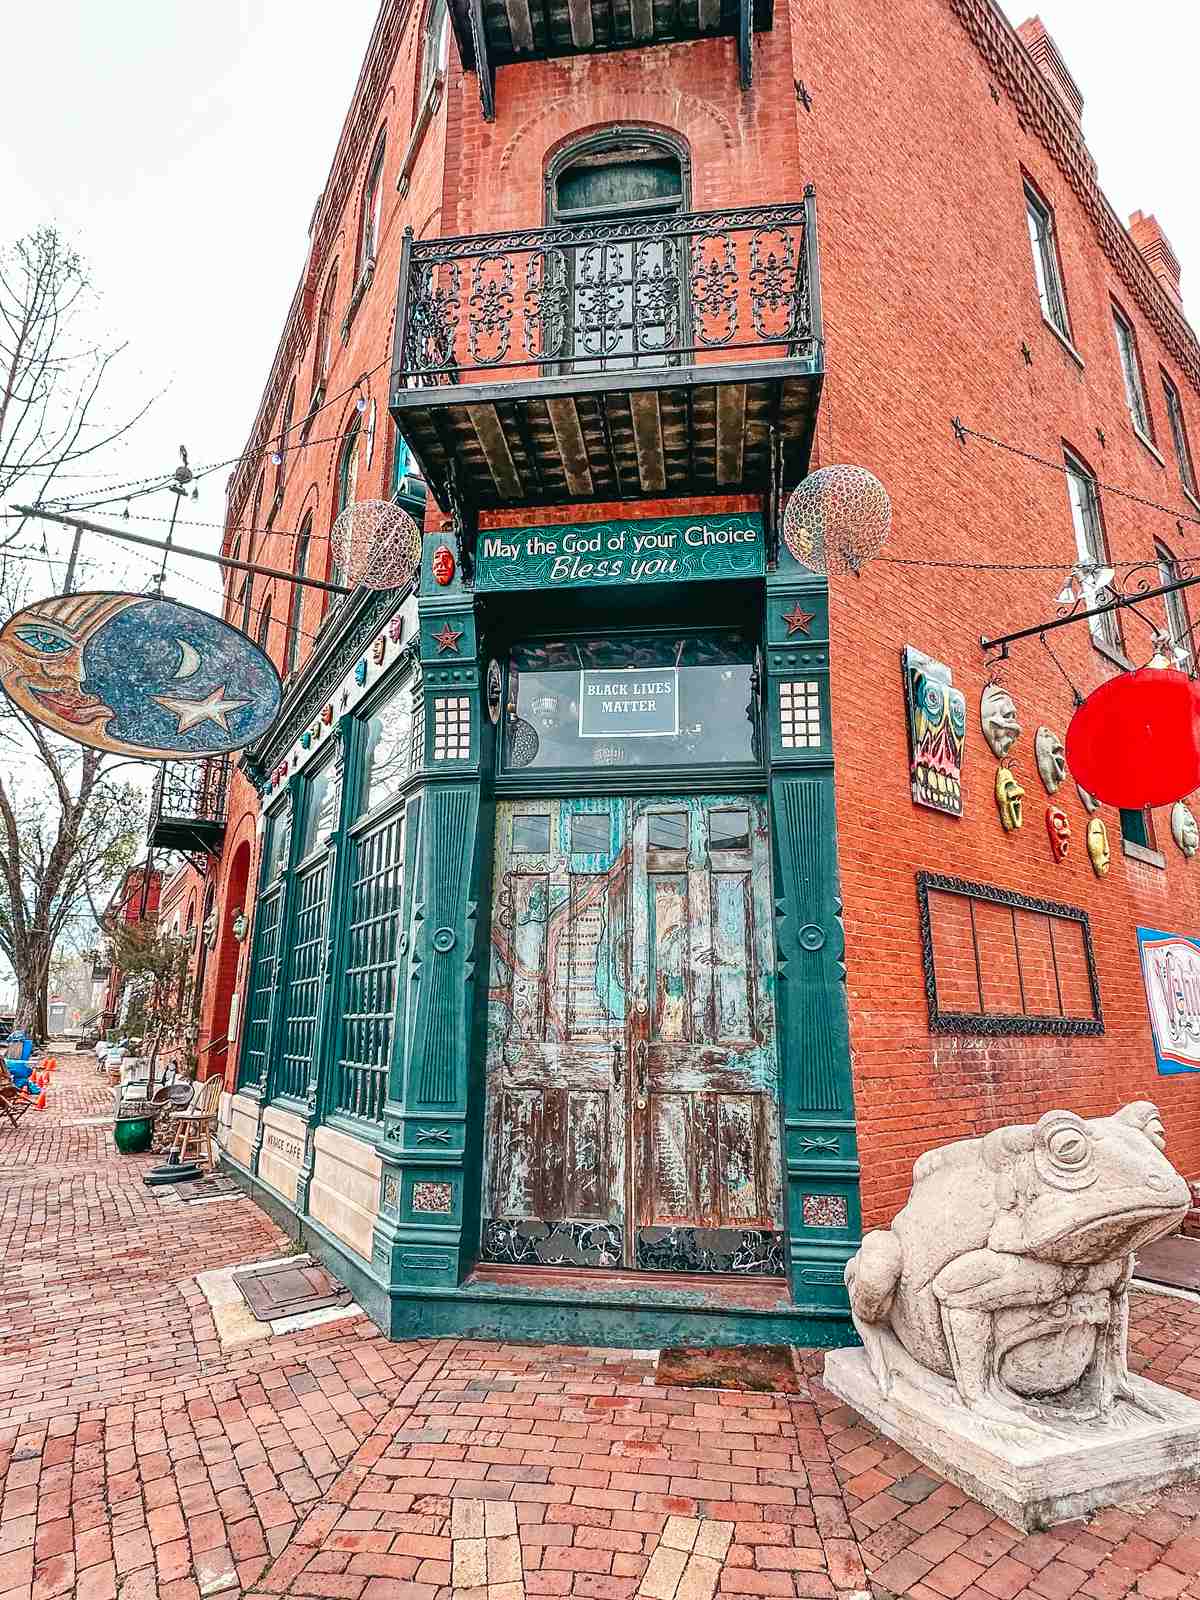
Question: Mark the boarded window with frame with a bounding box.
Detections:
[918,872,1102,1035]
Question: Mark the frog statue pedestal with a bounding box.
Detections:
[824,1103,1200,1530]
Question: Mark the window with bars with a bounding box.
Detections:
[918,873,1102,1036]
[1065,450,1122,655]
[332,812,405,1125]
[1024,182,1070,338]
[1162,373,1198,501]
[1113,306,1152,440]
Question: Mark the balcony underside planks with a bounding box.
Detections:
[149,815,227,857]
[454,0,771,65]
[391,362,821,513]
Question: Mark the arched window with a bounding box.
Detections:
[225,538,241,619]
[419,0,450,106]
[358,134,386,279]
[243,474,264,632]
[333,421,361,587]
[547,130,687,370]
[275,380,295,498]
[314,265,338,395]
[257,597,273,653]
[287,512,312,676]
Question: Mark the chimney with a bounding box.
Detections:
[1128,211,1184,312]
[1017,18,1084,123]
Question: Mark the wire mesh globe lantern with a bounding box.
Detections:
[329,499,422,591]
[781,465,892,576]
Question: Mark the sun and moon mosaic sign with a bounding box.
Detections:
[0,593,281,759]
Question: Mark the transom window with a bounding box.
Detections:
[1113,306,1151,440]
[1065,451,1121,655]
[1024,182,1069,338]
[503,631,758,772]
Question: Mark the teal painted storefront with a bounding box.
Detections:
[222,517,861,1346]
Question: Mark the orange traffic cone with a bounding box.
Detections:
[45,1057,56,1073]
[33,1091,46,1109]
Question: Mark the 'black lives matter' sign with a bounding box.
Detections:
[578,669,679,738]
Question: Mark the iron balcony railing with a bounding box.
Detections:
[391,192,822,389]
[149,756,231,834]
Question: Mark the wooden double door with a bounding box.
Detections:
[481,796,784,1276]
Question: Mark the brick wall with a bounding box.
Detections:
[203,0,1200,1216]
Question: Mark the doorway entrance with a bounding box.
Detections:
[481,795,784,1276]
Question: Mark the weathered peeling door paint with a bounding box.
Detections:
[482,795,783,1275]
[628,796,783,1273]
[482,798,629,1268]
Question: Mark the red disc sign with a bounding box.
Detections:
[1065,667,1200,808]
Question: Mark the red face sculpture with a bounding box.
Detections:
[432,544,455,586]
[1046,804,1071,861]
[372,636,387,665]
[321,704,333,726]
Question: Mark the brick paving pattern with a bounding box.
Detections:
[3,1054,1200,1600]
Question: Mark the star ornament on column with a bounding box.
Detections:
[433,621,464,654]
[153,686,251,732]
[782,603,816,636]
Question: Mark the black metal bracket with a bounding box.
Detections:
[445,458,479,585]
[738,0,752,89]
[794,79,812,110]
[763,425,784,569]
[467,0,496,121]
[981,559,1199,658]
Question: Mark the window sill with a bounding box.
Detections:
[1180,483,1200,517]
[1042,316,1085,369]
[1122,839,1166,870]
[1132,425,1165,468]
[396,71,445,198]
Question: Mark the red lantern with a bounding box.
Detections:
[1065,668,1200,808]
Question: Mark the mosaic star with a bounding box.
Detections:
[153,686,251,732]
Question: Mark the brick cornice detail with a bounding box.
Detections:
[950,0,1200,397]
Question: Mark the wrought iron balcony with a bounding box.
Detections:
[389,193,823,543]
[450,0,773,119]
[149,756,230,857]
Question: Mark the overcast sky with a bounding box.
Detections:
[2,0,1195,604]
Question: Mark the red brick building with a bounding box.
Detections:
[99,863,162,1032]
[195,0,1200,1344]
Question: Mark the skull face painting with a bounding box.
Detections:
[0,593,281,759]
[996,766,1025,831]
[903,649,965,817]
[1046,804,1072,861]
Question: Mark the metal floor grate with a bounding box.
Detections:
[231,1256,352,1320]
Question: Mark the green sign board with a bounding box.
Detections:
[475,514,764,593]
[578,669,679,738]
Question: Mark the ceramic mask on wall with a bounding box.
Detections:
[1077,782,1100,813]
[902,648,966,817]
[1046,804,1071,861]
[981,684,1021,759]
[996,765,1025,831]
[1087,816,1111,876]
[1171,800,1200,858]
[1035,726,1067,794]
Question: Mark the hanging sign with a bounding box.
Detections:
[578,669,679,738]
[1136,926,1200,1075]
[475,514,764,593]
[0,592,281,759]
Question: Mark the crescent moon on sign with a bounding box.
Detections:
[175,639,201,680]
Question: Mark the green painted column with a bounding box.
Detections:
[372,533,491,1293]
[764,559,861,1315]
[243,774,301,1179]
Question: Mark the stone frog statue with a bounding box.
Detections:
[845,1103,1190,1430]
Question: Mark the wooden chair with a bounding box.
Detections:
[0,1063,35,1130]
[166,1074,224,1170]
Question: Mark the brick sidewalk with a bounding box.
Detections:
[3,1056,1200,1600]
